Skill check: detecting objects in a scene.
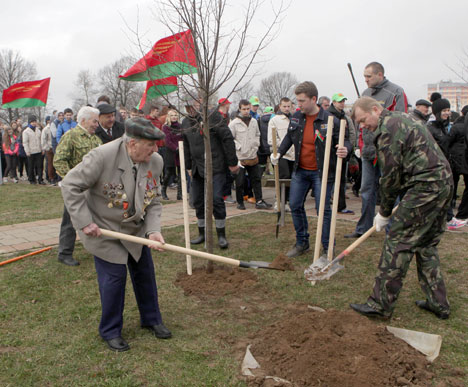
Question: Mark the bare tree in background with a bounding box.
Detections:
[446,47,468,83]
[152,0,286,272]
[0,49,37,123]
[98,57,144,108]
[73,70,97,108]
[257,71,298,107]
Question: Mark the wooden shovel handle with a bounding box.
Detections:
[271,127,281,213]
[313,116,334,263]
[327,119,346,261]
[100,229,241,267]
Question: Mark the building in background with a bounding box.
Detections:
[428,80,468,112]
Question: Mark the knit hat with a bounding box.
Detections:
[430,92,442,103]
[28,114,38,123]
[431,98,450,116]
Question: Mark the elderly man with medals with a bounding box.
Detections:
[60,117,171,352]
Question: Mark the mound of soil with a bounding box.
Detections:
[175,265,258,297]
[269,254,295,271]
[247,307,435,386]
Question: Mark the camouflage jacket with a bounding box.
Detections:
[53,125,102,178]
[374,110,452,217]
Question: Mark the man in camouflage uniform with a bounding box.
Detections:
[54,106,102,266]
[349,96,452,320]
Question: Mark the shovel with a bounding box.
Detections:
[304,206,399,281]
[271,127,281,238]
[100,229,282,270]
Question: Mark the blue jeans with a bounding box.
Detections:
[289,168,333,250]
[355,159,380,234]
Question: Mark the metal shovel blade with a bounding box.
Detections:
[304,256,344,281]
[239,260,284,270]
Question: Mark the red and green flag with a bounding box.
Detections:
[120,30,197,82]
[2,78,50,109]
[137,77,178,109]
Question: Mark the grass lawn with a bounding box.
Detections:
[0,212,467,386]
[0,183,177,226]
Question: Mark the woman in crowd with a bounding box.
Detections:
[2,124,19,183]
[16,124,28,180]
[162,109,183,200]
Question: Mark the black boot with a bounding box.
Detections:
[162,185,169,200]
[216,227,228,249]
[190,226,205,244]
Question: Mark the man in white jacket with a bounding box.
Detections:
[22,115,44,185]
[229,99,272,210]
[268,98,294,208]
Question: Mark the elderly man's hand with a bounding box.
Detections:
[336,145,348,159]
[82,223,101,237]
[148,232,165,251]
[229,165,240,174]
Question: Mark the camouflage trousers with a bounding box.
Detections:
[367,180,452,316]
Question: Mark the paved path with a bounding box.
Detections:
[0,184,465,256]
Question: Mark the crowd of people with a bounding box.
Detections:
[1,61,467,350]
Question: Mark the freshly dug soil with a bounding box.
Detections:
[269,254,295,271]
[247,307,435,386]
[175,265,258,297]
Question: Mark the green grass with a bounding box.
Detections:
[0,183,177,226]
[0,183,64,225]
[0,213,467,386]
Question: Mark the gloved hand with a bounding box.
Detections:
[374,213,390,232]
[354,148,361,158]
[270,153,280,166]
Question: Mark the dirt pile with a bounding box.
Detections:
[269,254,295,271]
[247,307,435,386]
[175,265,258,297]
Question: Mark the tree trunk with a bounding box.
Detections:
[202,96,214,274]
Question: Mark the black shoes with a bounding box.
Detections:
[237,203,246,210]
[286,244,310,258]
[349,303,392,320]
[344,231,363,239]
[415,300,450,319]
[58,256,80,266]
[105,337,130,352]
[145,323,172,339]
[255,199,272,209]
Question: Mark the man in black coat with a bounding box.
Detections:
[183,98,239,248]
[447,106,468,220]
[95,104,125,144]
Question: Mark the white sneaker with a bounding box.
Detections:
[447,217,467,230]
[2,177,8,183]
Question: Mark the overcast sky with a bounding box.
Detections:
[1,0,467,113]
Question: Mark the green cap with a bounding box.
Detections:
[264,106,274,113]
[331,93,347,102]
[249,96,260,106]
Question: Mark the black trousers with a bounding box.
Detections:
[27,153,43,183]
[235,163,263,204]
[338,160,348,212]
[191,172,226,220]
[94,246,163,340]
[278,158,294,202]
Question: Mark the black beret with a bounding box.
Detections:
[97,103,116,115]
[125,117,165,141]
[431,98,451,116]
[415,99,431,107]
